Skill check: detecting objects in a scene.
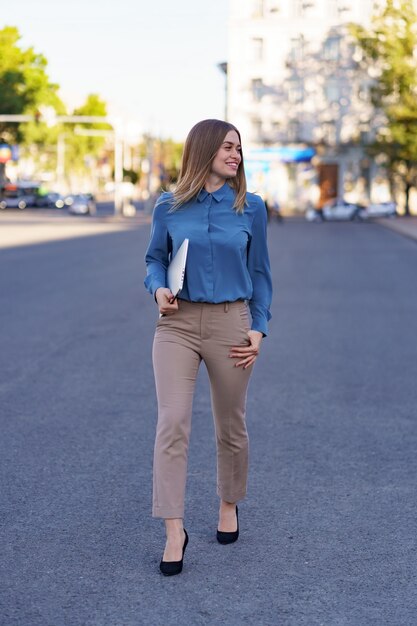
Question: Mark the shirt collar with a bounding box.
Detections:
[197,182,233,203]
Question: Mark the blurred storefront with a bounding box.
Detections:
[245,146,316,211]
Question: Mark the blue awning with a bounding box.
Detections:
[246,147,315,163]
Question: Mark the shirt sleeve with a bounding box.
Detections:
[247,196,272,336]
[144,199,172,296]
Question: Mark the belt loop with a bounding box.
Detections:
[224,302,229,313]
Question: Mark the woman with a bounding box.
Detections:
[144,119,272,576]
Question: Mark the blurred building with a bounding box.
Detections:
[228,0,389,210]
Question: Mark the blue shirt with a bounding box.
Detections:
[144,182,272,335]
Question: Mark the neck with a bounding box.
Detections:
[204,175,226,194]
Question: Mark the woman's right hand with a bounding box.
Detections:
[155,288,179,316]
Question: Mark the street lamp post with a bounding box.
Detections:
[217,62,228,122]
[56,133,65,192]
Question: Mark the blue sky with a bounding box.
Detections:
[4,0,229,141]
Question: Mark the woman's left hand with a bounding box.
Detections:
[229,330,263,369]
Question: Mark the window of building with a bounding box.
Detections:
[287,76,303,104]
[322,121,337,145]
[252,0,266,17]
[272,121,281,135]
[251,78,264,101]
[251,118,263,139]
[328,0,339,18]
[323,36,340,61]
[288,120,300,142]
[327,0,349,18]
[288,35,305,64]
[325,78,340,103]
[293,0,303,17]
[358,83,370,102]
[252,38,264,62]
[293,0,314,17]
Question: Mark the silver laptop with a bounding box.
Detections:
[167,238,189,298]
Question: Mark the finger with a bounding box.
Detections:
[231,340,256,349]
[159,308,177,315]
[229,347,258,357]
[229,344,254,353]
[229,353,257,361]
[235,355,256,368]
[235,353,256,365]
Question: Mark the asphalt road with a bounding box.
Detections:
[1,218,416,626]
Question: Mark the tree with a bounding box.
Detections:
[65,94,112,178]
[351,0,417,214]
[0,26,66,180]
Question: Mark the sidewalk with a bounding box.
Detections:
[0,211,150,249]
[376,216,417,243]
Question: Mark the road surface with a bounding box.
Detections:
[1,216,416,625]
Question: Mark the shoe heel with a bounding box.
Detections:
[217,506,239,545]
[160,529,189,576]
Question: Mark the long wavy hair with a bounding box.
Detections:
[170,119,247,213]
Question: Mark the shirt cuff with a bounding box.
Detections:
[251,316,268,337]
[144,274,166,297]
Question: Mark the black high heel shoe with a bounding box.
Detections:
[217,506,239,544]
[160,529,189,576]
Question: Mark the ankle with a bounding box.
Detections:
[166,531,185,544]
[164,519,184,542]
[165,518,183,530]
[220,500,236,511]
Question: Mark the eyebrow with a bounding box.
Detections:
[222,141,241,147]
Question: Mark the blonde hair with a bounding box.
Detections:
[170,119,247,213]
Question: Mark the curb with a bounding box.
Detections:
[375,217,417,244]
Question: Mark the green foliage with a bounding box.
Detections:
[351,0,417,212]
[65,94,112,174]
[154,137,184,184]
[0,26,112,186]
[123,169,139,185]
[0,26,66,145]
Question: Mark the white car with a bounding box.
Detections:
[67,194,96,216]
[306,198,363,222]
[358,201,397,219]
[322,198,363,221]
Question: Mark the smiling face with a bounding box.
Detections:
[210,130,242,181]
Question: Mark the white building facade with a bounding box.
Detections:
[227,0,385,210]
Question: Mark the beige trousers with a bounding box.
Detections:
[152,299,253,519]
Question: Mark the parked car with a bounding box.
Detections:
[0,183,37,210]
[358,201,397,219]
[67,194,96,215]
[63,194,75,207]
[33,192,66,209]
[305,207,323,222]
[306,198,364,222]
